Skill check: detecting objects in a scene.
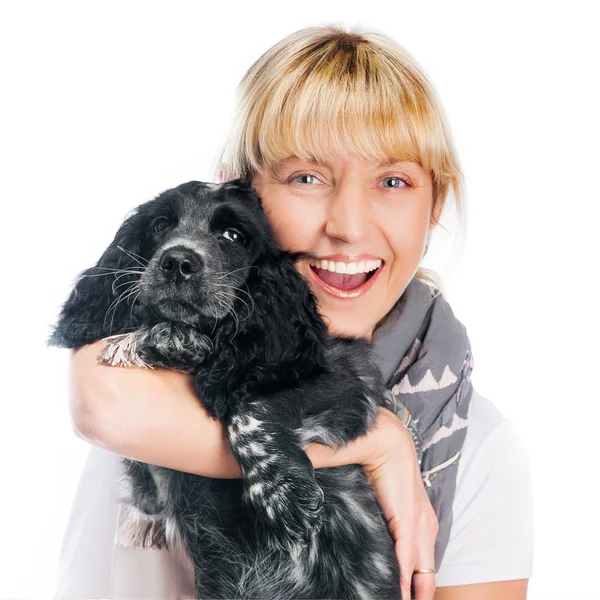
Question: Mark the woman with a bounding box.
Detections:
[55,25,533,599]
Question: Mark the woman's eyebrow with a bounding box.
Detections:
[377,159,421,169]
[272,157,422,173]
[378,160,426,179]
[270,157,318,177]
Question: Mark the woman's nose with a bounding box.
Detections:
[324,184,370,244]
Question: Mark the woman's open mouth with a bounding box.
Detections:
[308,258,383,299]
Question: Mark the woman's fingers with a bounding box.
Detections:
[394,527,415,599]
[412,571,436,600]
[412,489,439,599]
[385,510,416,599]
[392,490,437,599]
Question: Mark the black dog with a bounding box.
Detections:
[50,180,401,599]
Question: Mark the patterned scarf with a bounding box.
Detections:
[370,276,474,572]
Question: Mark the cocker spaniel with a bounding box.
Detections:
[50,180,401,599]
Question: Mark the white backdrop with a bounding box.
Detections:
[1,1,598,598]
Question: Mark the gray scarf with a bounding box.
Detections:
[370,277,474,572]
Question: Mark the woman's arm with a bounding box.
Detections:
[71,340,243,478]
[434,580,528,600]
[70,340,393,477]
[71,339,437,599]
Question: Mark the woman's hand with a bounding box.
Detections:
[362,406,439,600]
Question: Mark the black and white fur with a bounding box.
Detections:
[50,180,401,599]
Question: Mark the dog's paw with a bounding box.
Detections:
[140,322,212,370]
[246,473,325,556]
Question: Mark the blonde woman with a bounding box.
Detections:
[55,25,533,600]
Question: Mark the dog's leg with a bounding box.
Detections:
[117,459,170,550]
[226,403,325,559]
[137,321,213,370]
[295,365,384,450]
[98,322,212,372]
[122,459,167,515]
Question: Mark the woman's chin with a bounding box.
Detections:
[320,313,374,341]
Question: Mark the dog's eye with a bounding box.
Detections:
[152,217,171,234]
[222,228,245,244]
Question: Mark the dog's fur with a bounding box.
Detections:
[50,180,401,599]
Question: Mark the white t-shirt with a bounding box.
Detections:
[53,389,534,598]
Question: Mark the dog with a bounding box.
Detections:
[50,180,401,599]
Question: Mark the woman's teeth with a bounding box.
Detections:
[308,258,382,274]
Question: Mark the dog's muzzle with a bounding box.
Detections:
[159,246,203,284]
[139,242,226,326]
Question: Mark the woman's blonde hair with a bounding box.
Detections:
[213,24,464,293]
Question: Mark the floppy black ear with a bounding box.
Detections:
[242,247,330,373]
[197,247,330,422]
[49,210,146,349]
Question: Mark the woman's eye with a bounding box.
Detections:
[222,228,245,244]
[287,173,409,188]
[382,176,409,189]
[152,217,171,233]
[286,172,410,188]
[288,172,319,185]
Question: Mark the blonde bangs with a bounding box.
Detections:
[218,26,462,209]
[251,57,433,173]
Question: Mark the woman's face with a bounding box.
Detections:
[246,155,439,341]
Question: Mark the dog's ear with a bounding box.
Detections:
[49,210,146,349]
[243,247,329,372]
[198,248,329,422]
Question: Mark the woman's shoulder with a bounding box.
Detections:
[458,388,532,491]
[459,388,515,468]
[435,388,534,587]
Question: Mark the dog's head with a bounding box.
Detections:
[50,179,329,363]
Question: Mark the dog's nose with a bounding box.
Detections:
[160,248,202,283]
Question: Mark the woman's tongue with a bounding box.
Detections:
[312,266,368,290]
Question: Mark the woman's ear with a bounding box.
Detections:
[48,210,145,349]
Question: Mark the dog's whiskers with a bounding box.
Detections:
[84,266,143,295]
[82,267,145,278]
[113,270,143,280]
[217,295,244,344]
[215,288,254,324]
[105,285,138,325]
[213,265,260,280]
[116,245,149,267]
[104,283,141,334]
[211,296,229,336]
[214,291,240,339]
[129,290,142,321]
[213,281,253,299]
[213,284,255,319]
[112,279,141,295]
[88,267,145,273]
[110,271,142,296]
[108,286,140,334]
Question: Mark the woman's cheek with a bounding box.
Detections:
[390,221,427,263]
[270,204,322,252]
